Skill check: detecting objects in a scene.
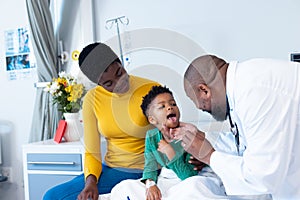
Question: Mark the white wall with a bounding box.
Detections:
[94,0,300,129]
[96,0,300,61]
[0,0,36,199]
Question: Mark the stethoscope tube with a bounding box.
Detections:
[228,113,240,156]
[226,96,240,156]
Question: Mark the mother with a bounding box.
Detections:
[43,42,159,200]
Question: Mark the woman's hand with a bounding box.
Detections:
[77,175,99,200]
[146,185,162,200]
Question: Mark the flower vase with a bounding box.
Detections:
[63,112,83,142]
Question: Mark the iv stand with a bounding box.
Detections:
[105,16,129,65]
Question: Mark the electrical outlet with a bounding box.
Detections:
[291,53,300,62]
[1,167,12,182]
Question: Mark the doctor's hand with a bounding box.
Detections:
[172,124,215,165]
[77,174,99,200]
[188,156,207,172]
[159,122,194,142]
[171,122,198,140]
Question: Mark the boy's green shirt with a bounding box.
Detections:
[142,128,198,182]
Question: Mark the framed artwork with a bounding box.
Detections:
[4,27,36,81]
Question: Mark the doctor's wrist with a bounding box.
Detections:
[202,146,215,165]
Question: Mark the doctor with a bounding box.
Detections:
[173,55,300,200]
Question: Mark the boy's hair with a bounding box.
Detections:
[141,85,173,117]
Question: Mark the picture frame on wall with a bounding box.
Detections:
[4,26,36,81]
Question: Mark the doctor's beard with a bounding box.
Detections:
[211,105,227,122]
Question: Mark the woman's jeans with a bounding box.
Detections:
[43,163,143,200]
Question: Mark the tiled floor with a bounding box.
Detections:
[0,181,22,200]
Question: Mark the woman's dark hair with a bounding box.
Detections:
[78,42,122,83]
[141,85,173,117]
[78,42,99,67]
[78,42,122,67]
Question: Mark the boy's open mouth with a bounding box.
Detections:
[167,113,177,122]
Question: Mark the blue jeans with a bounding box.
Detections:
[43,163,143,200]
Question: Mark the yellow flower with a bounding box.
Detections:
[44,72,86,113]
[65,85,72,93]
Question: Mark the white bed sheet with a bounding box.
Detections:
[98,193,111,200]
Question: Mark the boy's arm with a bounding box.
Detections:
[157,139,176,160]
[157,138,198,180]
[142,132,160,182]
[167,152,198,180]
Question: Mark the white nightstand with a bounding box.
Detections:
[22,139,85,200]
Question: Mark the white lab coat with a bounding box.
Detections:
[210,59,300,200]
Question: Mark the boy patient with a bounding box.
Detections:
[110,85,198,200]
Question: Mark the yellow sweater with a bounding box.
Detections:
[82,75,159,180]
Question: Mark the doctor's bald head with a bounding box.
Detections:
[183,54,229,121]
[184,55,227,88]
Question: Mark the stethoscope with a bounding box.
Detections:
[227,97,240,156]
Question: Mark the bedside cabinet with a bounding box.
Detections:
[22,139,85,200]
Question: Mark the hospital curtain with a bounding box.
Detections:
[26,0,60,142]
